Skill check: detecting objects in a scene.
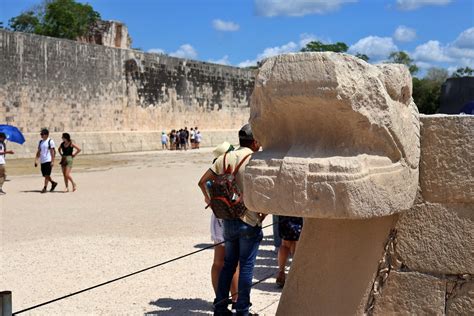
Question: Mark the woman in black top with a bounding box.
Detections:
[58,133,81,192]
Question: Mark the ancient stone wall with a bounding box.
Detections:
[0,29,254,134]
[6,130,239,159]
[369,115,473,315]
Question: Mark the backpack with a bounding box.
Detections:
[38,139,55,154]
[208,152,251,220]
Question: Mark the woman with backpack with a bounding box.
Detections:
[58,133,81,192]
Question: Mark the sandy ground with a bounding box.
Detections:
[0,149,282,315]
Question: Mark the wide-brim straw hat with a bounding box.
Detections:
[213,141,232,158]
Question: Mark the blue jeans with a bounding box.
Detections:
[214,219,263,315]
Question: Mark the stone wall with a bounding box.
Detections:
[0,29,254,134]
[6,130,239,159]
[369,115,473,315]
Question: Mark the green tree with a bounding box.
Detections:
[451,67,474,77]
[9,11,40,33]
[412,77,442,114]
[387,51,419,75]
[355,53,370,62]
[301,40,348,53]
[8,0,100,40]
[425,67,449,84]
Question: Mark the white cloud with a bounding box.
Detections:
[255,0,358,17]
[452,27,474,49]
[212,19,240,32]
[148,48,165,54]
[413,40,453,62]
[208,55,231,65]
[238,59,258,68]
[393,25,416,42]
[257,41,299,60]
[299,33,318,47]
[396,0,452,11]
[237,40,300,67]
[169,44,198,59]
[348,36,398,60]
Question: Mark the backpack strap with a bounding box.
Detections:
[222,152,232,174]
[232,154,251,176]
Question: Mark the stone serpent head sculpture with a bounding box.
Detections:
[244,52,420,219]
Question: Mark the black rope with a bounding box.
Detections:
[13,221,276,315]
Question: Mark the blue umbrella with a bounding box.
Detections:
[0,125,26,144]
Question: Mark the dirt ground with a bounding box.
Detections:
[0,149,282,315]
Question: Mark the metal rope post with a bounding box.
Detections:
[1,291,12,316]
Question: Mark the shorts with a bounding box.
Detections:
[41,162,52,177]
[190,139,195,143]
[210,213,225,244]
[61,156,73,168]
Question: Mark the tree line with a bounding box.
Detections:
[1,0,472,114]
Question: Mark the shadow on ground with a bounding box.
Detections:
[145,297,212,315]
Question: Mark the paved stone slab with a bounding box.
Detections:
[396,202,474,275]
[420,115,474,203]
[373,271,446,315]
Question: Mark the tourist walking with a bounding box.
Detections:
[276,216,303,287]
[198,124,263,316]
[35,129,58,193]
[0,132,14,195]
[58,133,81,192]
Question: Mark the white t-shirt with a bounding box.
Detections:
[39,138,56,163]
[0,142,5,165]
[195,132,202,143]
[190,130,195,140]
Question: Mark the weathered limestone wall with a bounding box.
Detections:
[0,29,254,134]
[6,130,239,159]
[276,115,473,316]
[369,115,473,315]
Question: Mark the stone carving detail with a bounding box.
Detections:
[244,52,420,219]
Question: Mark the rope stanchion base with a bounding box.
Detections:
[1,291,13,316]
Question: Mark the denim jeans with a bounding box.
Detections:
[214,219,263,315]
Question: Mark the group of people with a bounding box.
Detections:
[199,125,303,316]
[0,128,81,194]
[34,129,81,193]
[163,126,202,151]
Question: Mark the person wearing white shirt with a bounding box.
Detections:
[0,132,15,195]
[34,129,58,193]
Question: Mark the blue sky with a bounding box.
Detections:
[1,0,473,75]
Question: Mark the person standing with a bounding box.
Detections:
[195,130,202,149]
[276,216,303,287]
[198,124,263,316]
[34,129,58,193]
[0,132,14,195]
[190,127,195,149]
[58,133,81,192]
[161,131,169,150]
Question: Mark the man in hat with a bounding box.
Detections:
[0,132,15,195]
[198,124,264,316]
